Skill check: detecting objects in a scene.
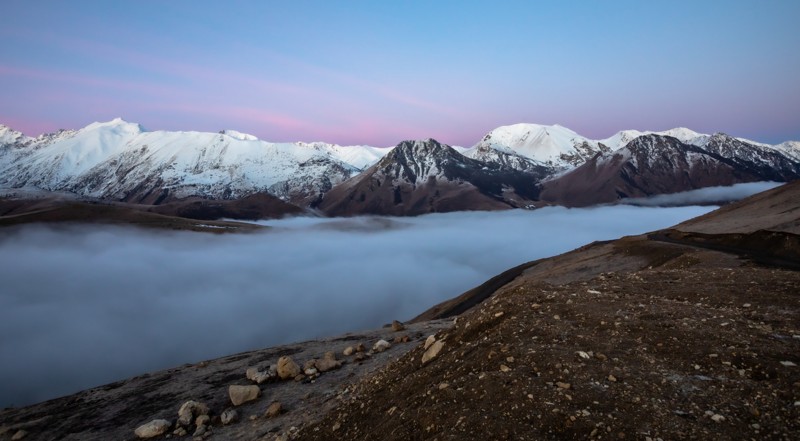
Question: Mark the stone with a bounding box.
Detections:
[220,408,239,425]
[246,367,274,384]
[424,335,436,350]
[134,419,172,439]
[556,382,571,389]
[11,431,27,440]
[355,352,369,362]
[355,343,366,352]
[193,424,207,437]
[229,385,261,406]
[500,364,511,372]
[343,346,355,356]
[316,351,342,372]
[422,339,444,364]
[277,356,301,379]
[373,339,391,353]
[304,367,319,376]
[711,414,726,423]
[608,374,617,382]
[265,401,282,418]
[173,428,188,436]
[178,400,209,427]
[393,335,410,343]
[391,320,406,331]
[195,415,210,427]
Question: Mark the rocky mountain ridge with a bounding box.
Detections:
[2,119,799,218]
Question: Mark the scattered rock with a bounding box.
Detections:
[393,335,410,343]
[265,401,283,418]
[354,352,369,362]
[556,382,571,389]
[220,408,238,425]
[373,339,391,353]
[343,346,355,356]
[316,351,343,372]
[780,361,797,367]
[173,427,188,437]
[608,374,617,382]
[422,340,444,364]
[711,414,726,423]
[391,320,406,332]
[277,356,301,379]
[195,415,210,427]
[134,419,172,439]
[438,382,449,390]
[177,400,209,427]
[228,385,261,406]
[304,367,319,376]
[11,431,27,440]
[500,364,511,372]
[193,423,207,437]
[246,367,274,384]
[577,351,591,359]
[355,343,366,352]
[424,335,436,350]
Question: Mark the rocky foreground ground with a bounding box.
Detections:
[1,183,798,441]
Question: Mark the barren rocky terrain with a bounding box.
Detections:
[1,182,798,441]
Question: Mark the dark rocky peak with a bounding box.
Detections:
[623,134,689,154]
[376,139,470,181]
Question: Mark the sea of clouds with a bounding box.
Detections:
[0,204,722,406]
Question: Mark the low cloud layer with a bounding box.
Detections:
[621,181,783,207]
[0,205,714,407]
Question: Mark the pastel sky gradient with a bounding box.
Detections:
[1,0,798,146]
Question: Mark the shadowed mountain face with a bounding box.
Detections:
[318,139,546,216]
[539,134,800,207]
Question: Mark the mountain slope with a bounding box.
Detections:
[300,180,800,441]
[318,139,545,216]
[539,134,800,207]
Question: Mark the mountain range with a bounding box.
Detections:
[1,119,798,218]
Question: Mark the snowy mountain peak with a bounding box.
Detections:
[473,123,604,169]
[220,130,259,141]
[83,118,146,135]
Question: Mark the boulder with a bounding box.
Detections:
[277,356,301,380]
[134,419,172,439]
[246,367,274,384]
[315,351,342,372]
[391,320,406,331]
[422,340,444,364]
[373,339,391,353]
[424,335,436,350]
[265,401,283,418]
[229,385,261,406]
[177,400,209,427]
[220,408,239,425]
[343,346,355,356]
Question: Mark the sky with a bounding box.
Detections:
[1,0,798,146]
[0,203,717,406]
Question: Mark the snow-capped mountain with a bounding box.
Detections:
[0,119,383,205]
[598,127,709,151]
[539,134,800,207]
[2,118,798,217]
[318,139,542,216]
[464,123,610,171]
